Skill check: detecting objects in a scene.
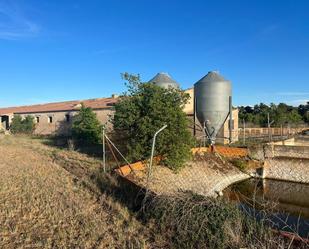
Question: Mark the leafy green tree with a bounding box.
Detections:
[10,114,35,134]
[72,104,103,144]
[298,102,309,124]
[10,115,23,134]
[239,102,304,127]
[113,72,194,171]
[273,103,302,125]
[23,116,35,133]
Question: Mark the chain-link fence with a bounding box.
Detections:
[102,127,309,244]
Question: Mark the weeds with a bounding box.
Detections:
[230,158,248,171]
[141,193,307,249]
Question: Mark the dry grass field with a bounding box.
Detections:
[0,135,151,248]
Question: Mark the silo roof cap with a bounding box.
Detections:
[196,71,229,84]
[149,72,178,84]
[148,72,179,88]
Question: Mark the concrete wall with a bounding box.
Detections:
[273,137,309,146]
[249,137,309,161]
[263,158,309,184]
[17,108,114,136]
[20,111,73,135]
[263,143,309,159]
[94,109,114,129]
[249,137,309,184]
[272,144,309,159]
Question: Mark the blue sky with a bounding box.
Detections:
[0,0,308,107]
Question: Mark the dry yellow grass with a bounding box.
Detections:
[0,135,149,248]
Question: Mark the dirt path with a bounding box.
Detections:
[0,136,147,248]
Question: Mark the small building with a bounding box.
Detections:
[0,97,117,135]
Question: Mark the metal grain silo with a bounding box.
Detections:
[194,71,232,145]
[148,72,179,89]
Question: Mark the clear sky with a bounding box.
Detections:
[0,0,308,108]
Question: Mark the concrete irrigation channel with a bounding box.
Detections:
[114,135,309,199]
[115,146,251,198]
[250,135,309,183]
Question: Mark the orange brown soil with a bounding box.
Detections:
[117,146,248,177]
[191,146,248,158]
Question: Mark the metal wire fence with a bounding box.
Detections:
[102,126,309,242]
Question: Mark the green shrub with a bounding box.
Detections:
[72,104,103,145]
[10,114,35,134]
[230,158,248,171]
[113,73,194,171]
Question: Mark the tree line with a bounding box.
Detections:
[238,102,309,127]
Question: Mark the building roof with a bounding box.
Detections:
[0,97,118,115]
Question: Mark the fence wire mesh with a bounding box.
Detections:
[102,127,309,242]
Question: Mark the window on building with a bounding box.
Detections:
[48,116,53,123]
[65,114,70,122]
[36,117,40,123]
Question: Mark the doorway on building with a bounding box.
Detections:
[1,115,9,130]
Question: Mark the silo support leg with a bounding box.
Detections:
[229,96,233,144]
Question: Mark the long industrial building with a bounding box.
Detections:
[0,72,238,143]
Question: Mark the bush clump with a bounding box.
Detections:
[10,114,35,134]
[72,104,103,145]
[230,158,248,171]
[113,73,194,171]
[143,193,299,249]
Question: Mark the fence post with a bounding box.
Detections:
[229,96,233,143]
[147,125,167,179]
[102,126,106,172]
[243,119,246,145]
[267,113,274,142]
